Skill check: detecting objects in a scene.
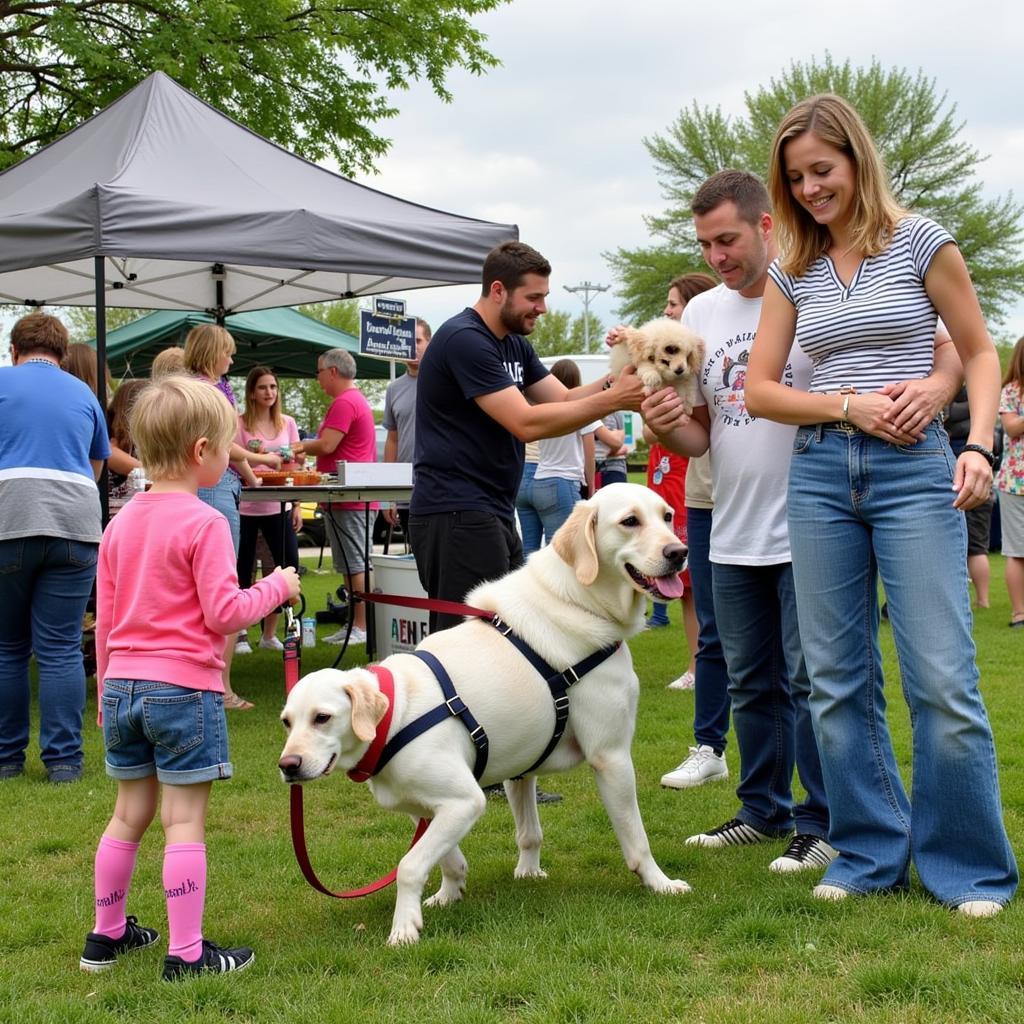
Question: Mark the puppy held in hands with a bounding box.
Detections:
[609,318,705,415]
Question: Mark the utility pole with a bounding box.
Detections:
[563,281,609,353]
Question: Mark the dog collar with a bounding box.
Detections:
[347,665,395,783]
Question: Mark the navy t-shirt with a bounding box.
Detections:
[411,307,549,519]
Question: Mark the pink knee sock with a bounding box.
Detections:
[93,835,140,937]
[163,843,207,962]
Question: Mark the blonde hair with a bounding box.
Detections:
[130,375,236,480]
[151,346,186,378]
[769,94,906,277]
[183,324,235,379]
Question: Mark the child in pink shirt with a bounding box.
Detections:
[81,375,300,981]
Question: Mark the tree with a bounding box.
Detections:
[607,55,1024,325]
[0,1,507,174]
[529,309,605,357]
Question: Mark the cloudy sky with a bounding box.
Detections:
[351,0,1024,344]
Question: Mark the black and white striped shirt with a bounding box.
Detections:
[767,216,955,393]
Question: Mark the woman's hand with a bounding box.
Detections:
[641,386,690,435]
[878,377,948,439]
[847,392,922,446]
[259,451,283,470]
[952,451,993,510]
[291,504,302,532]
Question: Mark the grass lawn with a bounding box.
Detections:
[3,554,1023,1023]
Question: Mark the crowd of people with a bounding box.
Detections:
[0,90,1020,982]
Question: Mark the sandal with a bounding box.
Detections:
[223,692,254,710]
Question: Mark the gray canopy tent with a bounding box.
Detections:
[0,69,517,373]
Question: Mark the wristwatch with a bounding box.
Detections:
[962,443,997,468]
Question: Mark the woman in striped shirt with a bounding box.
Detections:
[745,94,1016,915]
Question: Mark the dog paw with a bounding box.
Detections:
[425,883,465,908]
[638,369,664,391]
[513,866,548,880]
[387,921,422,946]
[648,877,692,895]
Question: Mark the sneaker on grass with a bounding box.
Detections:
[80,916,160,973]
[324,625,366,645]
[234,637,253,656]
[768,834,838,873]
[162,939,254,981]
[665,671,695,691]
[686,817,777,848]
[660,745,728,789]
[258,635,285,651]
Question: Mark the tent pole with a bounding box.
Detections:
[95,256,110,525]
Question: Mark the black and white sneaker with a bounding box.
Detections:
[162,939,254,981]
[769,834,838,873]
[685,817,776,848]
[80,916,160,972]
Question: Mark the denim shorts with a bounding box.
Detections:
[102,679,233,784]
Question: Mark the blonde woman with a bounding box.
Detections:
[746,94,1016,914]
[183,325,280,708]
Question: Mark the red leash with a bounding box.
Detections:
[283,607,430,900]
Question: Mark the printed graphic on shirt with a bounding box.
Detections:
[504,360,525,386]
[703,330,794,428]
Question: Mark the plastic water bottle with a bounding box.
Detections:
[128,467,147,494]
[301,617,316,648]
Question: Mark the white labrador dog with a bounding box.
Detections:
[279,483,691,945]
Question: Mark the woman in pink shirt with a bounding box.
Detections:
[83,375,300,980]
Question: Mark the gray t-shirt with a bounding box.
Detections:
[382,372,418,464]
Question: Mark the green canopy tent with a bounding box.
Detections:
[89,306,397,380]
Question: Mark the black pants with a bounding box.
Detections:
[408,510,523,633]
[238,512,298,590]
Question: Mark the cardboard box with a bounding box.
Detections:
[335,461,413,486]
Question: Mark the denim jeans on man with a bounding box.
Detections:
[686,507,731,753]
[712,559,829,839]
[0,536,98,771]
[788,422,1017,906]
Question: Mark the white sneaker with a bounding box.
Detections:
[686,817,773,847]
[769,834,838,873]
[234,638,253,656]
[956,900,1003,918]
[666,671,695,690]
[660,745,728,789]
[324,625,367,645]
[258,636,285,651]
[812,884,849,901]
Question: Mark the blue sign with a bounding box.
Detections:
[373,296,407,318]
[360,309,415,361]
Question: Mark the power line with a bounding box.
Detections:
[563,281,609,353]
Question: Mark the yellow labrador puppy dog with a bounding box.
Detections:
[279,483,691,945]
[608,317,704,415]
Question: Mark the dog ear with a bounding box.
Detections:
[688,338,705,375]
[343,677,390,743]
[552,501,600,585]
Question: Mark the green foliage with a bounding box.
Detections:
[0,1,508,174]
[609,54,1024,325]
[530,308,606,356]
[63,306,151,344]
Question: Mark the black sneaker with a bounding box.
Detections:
[685,817,777,848]
[162,939,254,981]
[768,834,838,873]
[80,916,160,972]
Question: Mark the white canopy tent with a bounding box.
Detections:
[0,71,517,316]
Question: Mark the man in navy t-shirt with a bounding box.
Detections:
[410,240,646,632]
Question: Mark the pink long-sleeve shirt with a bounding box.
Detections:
[96,491,292,696]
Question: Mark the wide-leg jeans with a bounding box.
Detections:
[788,422,1017,906]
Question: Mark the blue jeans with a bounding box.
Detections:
[712,560,829,838]
[515,462,542,556]
[530,475,581,547]
[198,470,241,555]
[0,536,98,770]
[788,422,1017,905]
[687,507,731,753]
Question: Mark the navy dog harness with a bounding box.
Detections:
[361,616,621,783]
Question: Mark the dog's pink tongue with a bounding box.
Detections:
[654,573,685,599]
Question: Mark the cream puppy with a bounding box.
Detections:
[609,317,704,414]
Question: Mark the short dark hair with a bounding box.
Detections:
[481,241,551,295]
[415,317,432,342]
[691,170,770,226]
[11,311,69,361]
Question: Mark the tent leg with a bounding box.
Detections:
[95,256,110,526]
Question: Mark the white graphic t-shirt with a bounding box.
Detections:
[683,283,812,566]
